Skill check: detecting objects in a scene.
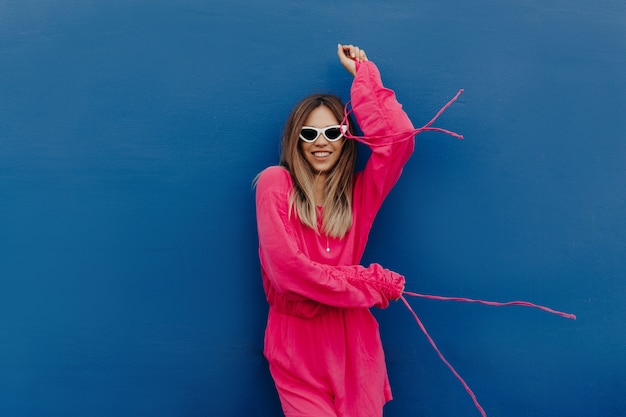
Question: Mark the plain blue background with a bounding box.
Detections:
[1,0,624,416]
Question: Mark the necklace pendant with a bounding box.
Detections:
[326,247,330,253]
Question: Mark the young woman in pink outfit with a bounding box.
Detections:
[255,43,415,417]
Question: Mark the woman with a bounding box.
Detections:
[255,43,414,417]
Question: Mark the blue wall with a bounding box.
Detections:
[1,1,624,416]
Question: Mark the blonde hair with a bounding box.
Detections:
[280,94,358,238]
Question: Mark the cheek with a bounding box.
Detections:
[334,140,354,166]
[334,140,346,155]
[329,143,346,167]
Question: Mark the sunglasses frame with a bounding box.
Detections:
[299,125,348,143]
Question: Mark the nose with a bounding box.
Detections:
[313,132,329,145]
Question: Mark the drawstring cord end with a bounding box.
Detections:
[399,290,576,417]
[342,88,465,145]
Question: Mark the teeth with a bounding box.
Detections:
[313,152,330,157]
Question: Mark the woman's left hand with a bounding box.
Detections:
[337,43,368,77]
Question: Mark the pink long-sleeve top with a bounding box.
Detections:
[256,61,414,317]
[255,61,415,414]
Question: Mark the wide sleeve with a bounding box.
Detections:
[351,61,416,226]
[255,167,405,309]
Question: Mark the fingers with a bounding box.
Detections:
[337,44,356,76]
[338,43,368,63]
[337,43,368,77]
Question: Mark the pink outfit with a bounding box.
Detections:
[255,61,413,417]
[256,60,577,417]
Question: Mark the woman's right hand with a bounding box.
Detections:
[337,43,368,77]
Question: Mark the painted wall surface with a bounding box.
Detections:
[1,1,624,416]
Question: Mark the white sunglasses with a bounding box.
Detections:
[299,125,348,142]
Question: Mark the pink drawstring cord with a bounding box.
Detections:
[400,291,576,417]
[404,291,577,319]
[400,294,487,417]
[343,85,578,415]
[341,89,465,145]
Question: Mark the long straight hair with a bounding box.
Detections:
[280,94,358,238]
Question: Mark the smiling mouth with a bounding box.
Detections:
[313,151,331,157]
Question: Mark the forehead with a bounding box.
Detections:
[303,105,339,127]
